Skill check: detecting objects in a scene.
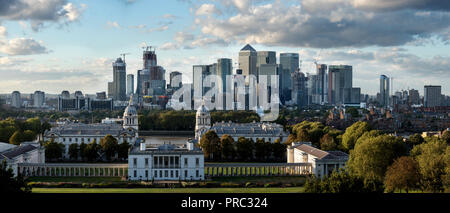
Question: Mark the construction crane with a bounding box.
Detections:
[120,53,131,62]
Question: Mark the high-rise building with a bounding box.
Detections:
[408,89,420,105]
[239,44,257,85]
[108,82,114,99]
[33,91,45,108]
[96,92,107,100]
[11,91,21,108]
[140,47,166,96]
[61,90,70,99]
[279,53,299,104]
[380,75,390,107]
[217,59,232,110]
[112,57,127,101]
[136,70,142,95]
[328,65,352,105]
[424,85,442,107]
[280,53,299,74]
[74,91,83,98]
[316,64,327,104]
[291,70,308,107]
[169,71,182,90]
[259,64,279,106]
[127,74,134,95]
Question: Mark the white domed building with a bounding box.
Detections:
[194,102,289,143]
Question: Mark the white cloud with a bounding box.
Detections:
[195,4,222,16]
[0,26,6,37]
[106,21,121,29]
[0,38,49,55]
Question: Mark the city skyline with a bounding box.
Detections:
[1,0,450,95]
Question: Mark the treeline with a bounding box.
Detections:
[44,135,131,162]
[139,110,261,131]
[0,117,51,144]
[293,121,450,193]
[199,131,286,162]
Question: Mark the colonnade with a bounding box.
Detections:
[17,163,128,177]
[204,163,311,177]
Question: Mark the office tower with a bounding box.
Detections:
[291,70,308,107]
[316,64,327,104]
[328,65,352,105]
[408,89,420,105]
[217,59,232,110]
[11,91,21,108]
[259,64,279,105]
[33,91,45,108]
[108,82,114,99]
[136,70,142,95]
[343,87,361,104]
[256,51,276,72]
[307,73,319,104]
[239,44,257,85]
[380,75,390,107]
[96,92,107,100]
[127,74,134,95]
[112,57,127,101]
[424,85,442,107]
[141,47,166,96]
[280,53,299,74]
[193,65,213,101]
[169,71,182,90]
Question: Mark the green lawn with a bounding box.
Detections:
[32,187,305,193]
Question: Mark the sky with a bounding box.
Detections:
[0,0,449,96]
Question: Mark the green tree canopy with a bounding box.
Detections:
[68,143,79,160]
[0,160,30,194]
[118,141,131,160]
[220,134,235,161]
[384,156,420,193]
[236,137,254,161]
[44,139,64,161]
[100,135,119,161]
[200,130,220,161]
[342,121,371,151]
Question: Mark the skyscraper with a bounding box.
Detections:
[127,74,134,95]
[141,47,166,96]
[33,91,45,108]
[328,65,352,105]
[11,91,21,108]
[239,44,257,85]
[279,53,299,104]
[408,89,420,105]
[217,58,232,110]
[280,53,299,74]
[424,85,442,107]
[291,70,308,107]
[112,57,127,101]
[169,71,182,90]
[380,75,390,107]
[316,64,327,104]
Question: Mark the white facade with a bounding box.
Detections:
[128,141,204,181]
[287,142,348,178]
[0,142,45,176]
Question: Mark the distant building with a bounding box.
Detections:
[127,74,134,95]
[11,91,22,108]
[291,70,308,107]
[424,85,442,107]
[169,71,182,90]
[408,89,420,105]
[33,91,45,108]
[380,75,390,107]
[112,57,127,101]
[287,142,348,178]
[328,65,353,105]
[128,140,204,181]
[239,44,257,85]
[96,92,107,100]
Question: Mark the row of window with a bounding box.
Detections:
[59,137,131,143]
[132,157,200,168]
[132,170,201,178]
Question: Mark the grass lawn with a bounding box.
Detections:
[211,176,306,184]
[32,187,305,193]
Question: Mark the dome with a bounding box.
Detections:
[196,103,209,116]
[124,105,137,116]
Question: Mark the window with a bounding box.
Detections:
[145,170,148,178]
[185,170,188,177]
[154,157,158,167]
[145,158,148,166]
[196,170,199,177]
[165,170,168,177]
[154,171,158,177]
[175,156,179,167]
[160,170,162,177]
[196,158,199,166]
[63,138,66,142]
[176,171,179,178]
[133,158,137,167]
[184,158,188,166]
[170,170,173,178]
[134,170,137,177]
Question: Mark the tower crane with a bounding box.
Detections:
[121,53,131,63]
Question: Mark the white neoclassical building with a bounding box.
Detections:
[0,142,45,176]
[287,142,348,178]
[44,95,139,158]
[128,140,204,181]
[195,102,289,143]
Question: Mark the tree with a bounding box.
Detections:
[100,135,119,161]
[79,142,87,161]
[347,134,407,183]
[85,140,100,162]
[68,143,79,160]
[272,139,286,162]
[410,138,447,192]
[342,121,371,151]
[255,139,268,161]
[441,131,450,145]
[0,160,30,194]
[118,141,131,160]
[320,134,337,151]
[199,130,220,161]
[220,135,235,161]
[9,130,24,145]
[304,170,381,193]
[384,156,420,193]
[236,137,254,161]
[44,139,64,161]
[408,133,425,146]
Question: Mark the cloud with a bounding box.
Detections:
[195,4,222,16]
[0,25,6,37]
[350,0,450,11]
[159,42,180,50]
[163,14,178,19]
[174,31,195,43]
[192,0,450,48]
[0,56,29,66]
[106,21,121,29]
[0,0,86,31]
[0,38,49,55]
[148,25,169,33]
